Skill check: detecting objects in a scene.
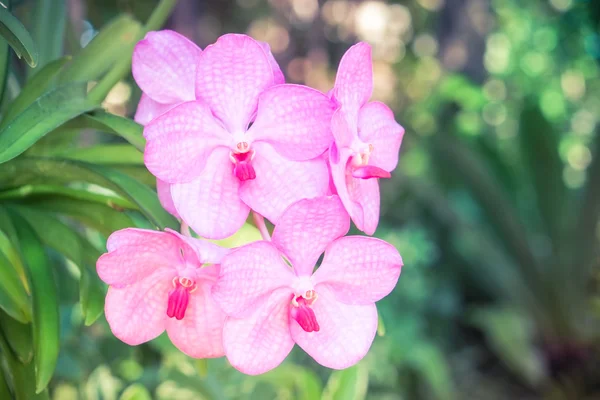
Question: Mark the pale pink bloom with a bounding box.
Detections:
[132,30,284,219]
[212,196,403,375]
[143,34,334,239]
[329,43,405,235]
[96,228,229,358]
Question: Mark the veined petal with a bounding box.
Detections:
[290,285,377,369]
[250,84,335,161]
[329,145,380,235]
[134,94,176,126]
[331,108,355,149]
[144,101,229,183]
[195,34,274,132]
[156,179,180,218]
[167,282,226,358]
[271,196,350,277]
[239,142,330,225]
[98,228,181,286]
[171,148,250,239]
[166,229,229,265]
[223,288,294,375]
[358,101,404,171]
[331,42,372,112]
[313,236,402,304]
[258,41,285,84]
[105,269,174,346]
[212,241,294,318]
[132,30,200,104]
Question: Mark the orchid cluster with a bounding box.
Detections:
[97,31,405,375]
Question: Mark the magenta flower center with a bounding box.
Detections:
[229,141,256,181]
[167,277,197,320]
[291,289,320,333]
[347,143,391,180]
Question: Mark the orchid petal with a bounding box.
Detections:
[330,108,355,148]
[331,42,372,113]
[132,30,200,104]
[223,288,294,375]
[167,282,226,358]
[144,101,229,183]
[156,179,180,218]
[271,196,350,277]
[104,269,174,345]
[171,148,250,240]
[313,236,402,304]
[212,241,294,318]
[195,34,274,132]
[352,165,391,179]
[291,285,377,369]
[258,41,285,84]
[166,229,229,265]
[250,84,335,161]
[358,101,404,171]
[239,142,330,225]
[134,94,175,126]
[98,229,181,286]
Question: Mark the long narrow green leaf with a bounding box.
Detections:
[53,144,144,164]
[0,158,177,230]
[322,364,368,400]
[0,249,29,323]
[0,6,38,67]
[0,310,32,364]
[9,213,59,394]
[1,56,71,128]
[0,363,9,400]
[30,0,66,74]
[59,15,141,84]
[0,83,95,163]
[0,38,9,108]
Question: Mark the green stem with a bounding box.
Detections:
[87,0,179,104]
[0,184,136,209]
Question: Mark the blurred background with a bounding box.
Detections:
[4,0,600,399]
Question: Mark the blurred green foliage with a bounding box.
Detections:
[0,0,598,399]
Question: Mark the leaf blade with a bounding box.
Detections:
[0,6,38,67]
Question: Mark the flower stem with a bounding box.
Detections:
[87,0,179,105]
[253,212,271,241]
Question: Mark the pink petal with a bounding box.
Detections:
[171,148,250,239]
[330,108,355,149]
[329,146,380,235]
[134,94,176,126]
[352,165,391,179]
[290,285,378,369]
[144,101,229,183]
[166,282,226,358]
[313,236,402,304]
[223,288,294,375]
[358,101,404,171]
[212,241,294,318]
[165,229,229,265]
[132,30,201,104]
[249,84,335,161]
[271,196,350,277]
[98,228,180,286]
[332,42,373,112]
[195,34,274,132]
[104,269,174,345]
[239,142,330,225]
[156,179,180,218]
[258,41,285,84]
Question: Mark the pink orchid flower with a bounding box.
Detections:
[329,42,405,235]
[96,228,229,358]
[212,196,403,375]
[132,30,284,219]
[143,34,334,240]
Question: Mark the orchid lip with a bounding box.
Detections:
[230,148,257,181]
[291,290,320,333]
[166,277,197,320]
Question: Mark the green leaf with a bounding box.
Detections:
[258,364,322,400]
[0,363,9,400]
[60,15,141,84]
[405,342,455,400]
[0,37,9,108]
[53,144,144,164]
[0,249,30,323]
[30,0,66,74]
[0,5,38,67]
[322,363,368,400]
[0,83,95,164]
[80,268,105,326]
[0,310,33,364]
[9,212,59,393]
[2,56,71,128]
[119,384,152,400]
